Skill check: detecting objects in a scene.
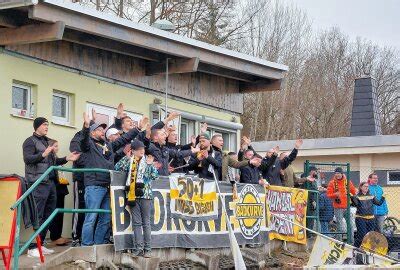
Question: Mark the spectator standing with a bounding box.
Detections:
[326,167,357,242]
[238,136,256,161]
[300,166,319,231]
[166,129,195,173]
[188,132,222,180]
[80,112,145,246]
[279,152,306,188]
[240,155,264,185]
[351,182,385,247]
[48,139,71,246]
[23,117,79,257]
[115,140,158,257]
[147,112,196,176]
[319,184,334,235]
[367,173,388,233]
[260,139,303,186]
[69,127,86,246]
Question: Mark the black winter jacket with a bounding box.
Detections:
[240,164,261,184]
[166,142,193,173]
[69,133,84,183]
[187,147,222,180]
[146,142,192,176]
[23,133,67,184]
[351,192,385,218]
[261,149,298,186]
[80,126,141,186]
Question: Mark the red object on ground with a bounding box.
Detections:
[0,176,44,270]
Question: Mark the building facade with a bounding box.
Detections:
[0,0,287,238]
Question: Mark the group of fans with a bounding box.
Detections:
[297,166,388,247]
[22,102,387,258]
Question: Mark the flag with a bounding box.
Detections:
[212,171,246,270]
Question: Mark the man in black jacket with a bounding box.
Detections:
[23,117,80,258]
[188,132,222,180]
[166,129,195,173]
[146,112,197,176]
[240,155,263,184]
[261,139,303,186]
[69,128,87,247]
[238,136,256,161]
[80,112,146,246]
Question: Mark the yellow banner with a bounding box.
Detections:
[265,185,308,245]
[170,176,218,220]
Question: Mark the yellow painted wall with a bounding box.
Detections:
[382,187,400,219]
[0,52,240,240]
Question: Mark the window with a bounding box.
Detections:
[180,118,195,145]
[52,91,70,124]
[181,121,188,144]
[86,103,142,127]
[208,126,237,152]
[12,83,33,118]
[387,171,400,185]
[152,111,160,126]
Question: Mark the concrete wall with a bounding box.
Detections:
[0,52,240,241]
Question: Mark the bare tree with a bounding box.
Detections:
[67,0,399,139]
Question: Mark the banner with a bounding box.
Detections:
[265,185,308,244]
[169,175,217,220]
[308,235,396,267]
[308,236,352,266]
[110,171,268,251]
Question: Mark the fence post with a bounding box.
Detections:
[304,160,310,176]
[13,204,22,270]
[346,162,352,244]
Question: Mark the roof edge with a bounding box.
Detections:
[252,134,400,151]
[41,0,288,72]
[0,0,37,9]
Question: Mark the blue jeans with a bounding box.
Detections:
[82,186,111,246]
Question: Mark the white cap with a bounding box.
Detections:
[106,128,120,139]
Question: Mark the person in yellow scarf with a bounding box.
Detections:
[115,139,158,258]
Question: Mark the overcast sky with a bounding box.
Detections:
[285,0,400,51]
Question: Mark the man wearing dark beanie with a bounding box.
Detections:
[23,117,80,258]
[33,117,48,131]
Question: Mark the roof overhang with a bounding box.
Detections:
[253,135,400,156]
[0,0,288,93]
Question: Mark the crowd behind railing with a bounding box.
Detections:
[21,103,389,258]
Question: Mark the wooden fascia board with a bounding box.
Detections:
[0,20,64,45]
[146,57,199,75]
[29,3,285,80]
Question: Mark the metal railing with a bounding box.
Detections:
[10,166,111,270]
[304,161,352,243]
[306,189,320,233]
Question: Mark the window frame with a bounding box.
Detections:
[86,102,142,127]
[11,83,32,117]
[52,91,70,125]
[207,125,237,152]
[387,170,400,185]
[180,120,189,145]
